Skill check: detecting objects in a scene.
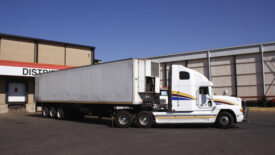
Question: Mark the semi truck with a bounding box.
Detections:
[35,58,246,128]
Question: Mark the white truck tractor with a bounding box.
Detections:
[35,58,247,128]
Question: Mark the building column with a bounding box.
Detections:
[260,44,266,97]
[26,78,36,113]
[207,51,211,81]
[233,55,238,97]
[0,77,8,113]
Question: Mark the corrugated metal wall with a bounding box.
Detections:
[153,43,275,102]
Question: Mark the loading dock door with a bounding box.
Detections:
[8,83,26,103]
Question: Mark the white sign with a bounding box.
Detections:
[0,66,56,77]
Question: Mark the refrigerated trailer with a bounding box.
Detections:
[35,58,246,128]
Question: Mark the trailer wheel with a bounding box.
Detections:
[56,108,65,120]
[136,111,154,128]
[42,107,49,118]
[49,107,57,119]
[115,111,133,128]
[215,111,234,129]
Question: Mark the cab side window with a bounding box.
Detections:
[179,71,190,80]
[199,87,209,94]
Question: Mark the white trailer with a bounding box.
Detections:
[35,58,246,128]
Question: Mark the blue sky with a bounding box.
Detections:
[0,0,275,62]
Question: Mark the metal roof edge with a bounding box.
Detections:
[0,33,95,49]
[147,41,275,59]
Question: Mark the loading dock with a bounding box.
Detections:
[0,33,95,113]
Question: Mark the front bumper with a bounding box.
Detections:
[236,108,249,123]
[242,107,249,122]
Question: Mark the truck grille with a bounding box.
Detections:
[160,99,166,105]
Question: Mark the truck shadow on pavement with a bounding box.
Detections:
[27,114,113,127]
[27,113,238,129]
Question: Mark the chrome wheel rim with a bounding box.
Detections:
[119,115,129,125]
[57,111,61,118]
[139,115,150,126]
[43,110,47,116]
[220,116,229,125]
[50,110,54,117]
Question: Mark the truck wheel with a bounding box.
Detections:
[215,112,234,129]
[115,111,133,128]
[42,107,49,118]
[49,107,57,119]
[56,108,65,120]
[136,111,154,128]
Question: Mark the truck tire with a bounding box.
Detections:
[42,107,49,118]
[49,107,57,119]
[56,107,65,120]
[115,111,133,128]
[136,111,154,128]
[215,111,234,129]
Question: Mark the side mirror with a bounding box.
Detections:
[208,101,212,107]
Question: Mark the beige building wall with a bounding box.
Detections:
[66,46,92,66]
[153,44,275,103]
[26,78,35,112]
[0,38,35,62]
[158,51,274,99]
[187,59,209,78]
[264,51,275,96]
[0,77,8,113]
[236,53,263,99]
[0,77,6,104]
[211,56,235,96]
[38,43,65,65]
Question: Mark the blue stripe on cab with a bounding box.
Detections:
[172,97,190,100]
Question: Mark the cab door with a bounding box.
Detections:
[198,86,213,109]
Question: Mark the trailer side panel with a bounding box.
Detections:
[35,59,134,104]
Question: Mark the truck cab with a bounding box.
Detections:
[151,64,245,128]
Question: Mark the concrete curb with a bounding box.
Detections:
[249,107,275,112]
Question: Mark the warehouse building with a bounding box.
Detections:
[0,33,95,113]
[149,42,275,106]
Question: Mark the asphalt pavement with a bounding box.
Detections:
[0,111,274,155]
